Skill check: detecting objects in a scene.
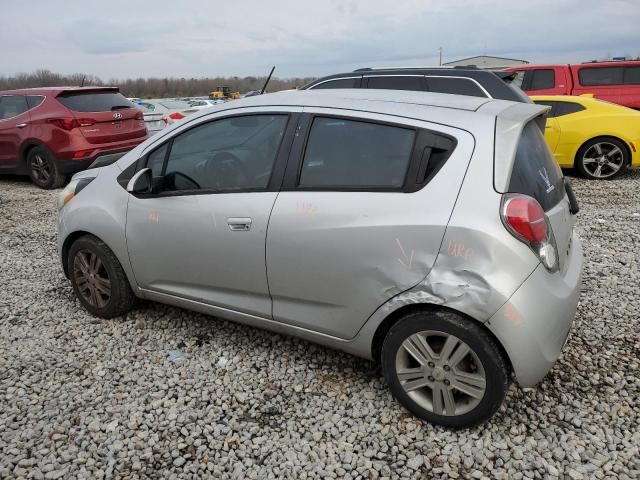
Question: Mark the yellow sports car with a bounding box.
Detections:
[531,95,640,179]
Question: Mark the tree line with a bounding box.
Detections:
[0,69,317,98]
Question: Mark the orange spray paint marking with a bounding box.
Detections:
[447,240,474,260]
[504,305,523,326]
[148,212,160,223]
[296,202,318,215]
[396,238,414,269]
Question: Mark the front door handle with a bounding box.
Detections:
[227,217,252,231]
[16,123,28,129]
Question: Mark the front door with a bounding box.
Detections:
[0,95,31,168]
[266,110,475,339]
[126,110,296,317]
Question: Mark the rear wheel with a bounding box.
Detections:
[27,147,66,189]
[381,310,510,428]
[576,137,629,180]
[68,235,136,318]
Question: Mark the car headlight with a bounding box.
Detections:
[57,177,95,210]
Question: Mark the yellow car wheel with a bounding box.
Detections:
[575,137,629,180]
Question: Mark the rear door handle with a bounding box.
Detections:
[16,123,28,129]
[227,217,252,231]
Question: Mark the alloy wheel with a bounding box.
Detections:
[395,331,486,416]
[73,249,111,308]
[30,154,51,184]
[582,142,625,179]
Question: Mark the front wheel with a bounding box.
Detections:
[576,137,629,180]
[68,235,136,318]
[381,310,510,428]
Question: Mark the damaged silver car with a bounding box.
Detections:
[57,89,583,427]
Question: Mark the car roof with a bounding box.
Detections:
[229,88,492,112]
[0,86,119,96]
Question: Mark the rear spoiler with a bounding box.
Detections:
[493,102,551,193]
[56,87,120,97]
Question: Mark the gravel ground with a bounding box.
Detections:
[1,170,639,480]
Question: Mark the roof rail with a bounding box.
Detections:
[352,66,454,72]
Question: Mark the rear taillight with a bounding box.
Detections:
[49,118,95,130]
[501,194,558,272]
[169,112,185,120]
[135,110,144,120]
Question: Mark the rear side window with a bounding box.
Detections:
[0,95,29,119]
[26,95,45,109]
[528,69,555,90]
[366,76,425,91]
[299,117,415,188]
[311,78,360,89]
[533,100,586,117]
[624,67,640,84]
[578,67,624,86]
[57,91,134,112]
[426,77,487,97]
[508,122,564,211]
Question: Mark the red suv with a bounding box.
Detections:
[0,87,148,188]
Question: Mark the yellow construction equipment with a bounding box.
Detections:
[209,86,241,100]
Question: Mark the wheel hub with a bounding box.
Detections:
[432,366,446,381]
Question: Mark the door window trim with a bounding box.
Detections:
[424,75,492,98]
[281,112,457,193]
[308,76,363,89]
[128,112,299,198]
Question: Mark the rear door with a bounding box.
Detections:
[522,68,558,95]
[266,109,474,339]
[0,95,31,168]
[572,65,623,104]
[621,66,640,109]
[55,90,147,144]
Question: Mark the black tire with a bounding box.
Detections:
[381,310,510,428]
[27,147,66,189]
[575,137,629,180]
[68,235,136,319]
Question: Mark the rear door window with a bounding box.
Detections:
[311,78,360,89]
[26,95,45,109]
[508,121,564,211]
[366,76,425,91]
[299,117,415,188]
[623,67,640,85]
[57,91,134,112]
[0,95,29,119]
[578,67,624,86]
[528,69,555,90]
[425,77,487,97]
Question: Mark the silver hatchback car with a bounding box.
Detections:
[57,89,583,427]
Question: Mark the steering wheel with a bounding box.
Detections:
[205,152,250,189]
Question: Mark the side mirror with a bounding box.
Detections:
[127,168,153,194]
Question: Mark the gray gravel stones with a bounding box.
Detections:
[1,170,640,479]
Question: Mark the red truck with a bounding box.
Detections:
[505,61,640,110]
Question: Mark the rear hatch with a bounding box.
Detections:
[505,121,575,271]
[56,89,147,144]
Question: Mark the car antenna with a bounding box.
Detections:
[260,66,275,94]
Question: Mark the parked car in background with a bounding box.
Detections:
[301,67,532,103]
[57,89,582,427]
[135,101,165,135]
[531,95,640,179]
[506,61,640,109]
[0,87,148,188]
[187,99,226,110]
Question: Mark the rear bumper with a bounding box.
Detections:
[56,148,136,174]
[486,229,583,387]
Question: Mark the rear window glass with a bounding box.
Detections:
[426,77,487,97]
[57,91,133,112]
[578,67,624,86]
[299,117,415,188]
[311,78,360,89]
[508,122,564,211]
[0,95,29,119]
[529,69,555,90]
[26,95,45,109]
[366,76,424,91]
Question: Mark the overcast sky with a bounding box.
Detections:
[2,0,639,79]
